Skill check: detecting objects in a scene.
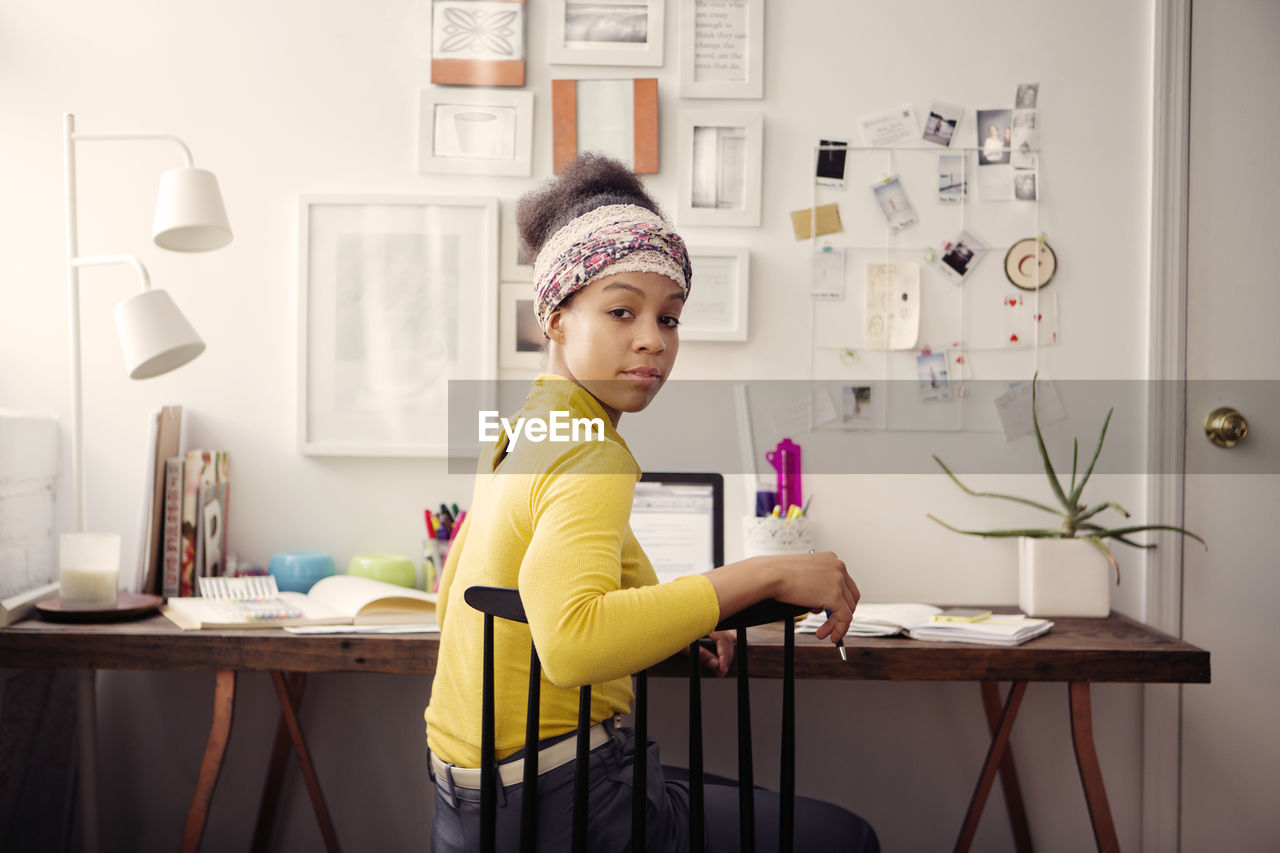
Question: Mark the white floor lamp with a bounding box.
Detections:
[62,112,232,852]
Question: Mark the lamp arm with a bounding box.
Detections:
[69,131,195,168]
[70,255,153,291]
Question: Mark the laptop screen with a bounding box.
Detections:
[630,472,724,584]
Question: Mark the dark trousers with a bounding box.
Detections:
[430,720,879,852]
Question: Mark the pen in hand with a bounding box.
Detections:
[809,548,847,662]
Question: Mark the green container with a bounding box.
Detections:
[346,553,417,589]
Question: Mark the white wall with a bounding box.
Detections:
[0,1,1159,850]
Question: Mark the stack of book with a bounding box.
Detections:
[135,406,232,598]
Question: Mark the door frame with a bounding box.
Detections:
[1143,1,1192,851]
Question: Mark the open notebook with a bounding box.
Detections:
[162,574,438,632]
[798,603,1053,647]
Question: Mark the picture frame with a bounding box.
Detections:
[499,198,534,282]
[552,78,659,174]
[499,282,545,369]
[676,109,763,227]
[679,0,764,99]
[681,247,749,341]
[417,89,533,177]
[430,0,527,87]
[548,0,665,66]
[298,195,498,457]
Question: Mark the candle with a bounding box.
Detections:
[59,533,120,609]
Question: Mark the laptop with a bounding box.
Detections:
[630,472,724,584]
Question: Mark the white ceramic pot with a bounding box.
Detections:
[1018,537,1112,617]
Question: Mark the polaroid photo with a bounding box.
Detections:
[872,175,917,232]
[1015,82,1040,110]
[922,101,962,147]
[1001,291,1059,347]
[936,230,988,284]
[1014,171,1038,201]
[859,105,919,147]
[815,139,849,188]
[839,385,875,430]
[976,108,1012,166]
[938,153,966,204]
[1011,119,1039,169]
[916,351,952,403]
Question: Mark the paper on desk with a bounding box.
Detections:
[285,624,440,634]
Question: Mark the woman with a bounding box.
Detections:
[426,154,878,852]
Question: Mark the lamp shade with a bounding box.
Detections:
[152,167,233,251]
[113,288,206,379]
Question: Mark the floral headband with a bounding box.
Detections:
[532,204,693,331]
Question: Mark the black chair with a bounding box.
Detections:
[463,585,807,853]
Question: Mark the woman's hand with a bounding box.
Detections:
[771,551,861,644]
[704,552,861,646]
[699,630,735,677]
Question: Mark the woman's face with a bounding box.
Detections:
[987,124,1000,138]
[545,270,684,426]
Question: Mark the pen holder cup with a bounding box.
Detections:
[348,553,417,589]
[268,552,335,594]
[742,516,814,559]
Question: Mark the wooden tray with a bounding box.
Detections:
[35,592,163,623]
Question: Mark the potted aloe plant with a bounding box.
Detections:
[927,375,1205,616]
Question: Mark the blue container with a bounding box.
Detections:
[268,551,335,593]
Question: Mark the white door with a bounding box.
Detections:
[1181,1,1280,848]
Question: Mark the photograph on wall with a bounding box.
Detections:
[1014,172,1038,200]
[936,229,988,284]
[498,282,544,369]
[564,1,649,44]
[815,139,849,188]
[976,107,1014,199]
[916,351,952,403]
[1011,109,1039,169]
[839,385,875,430]
[1016,82,1040,109]
[922,101,962,147]
[691,125,748,210]
[939,153,966,204]
[872,175,917,232]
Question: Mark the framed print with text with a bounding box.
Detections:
[298,195,498,456]
[679,0,764,98]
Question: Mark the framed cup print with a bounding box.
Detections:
[418,89,533,177]
[500,199,534,281]
[676,110,763,227]
[298,195,498,457]
[548,0,664,66]
[552,78,659,174]
[431,0,526,86]
[682,247,749,341]
[679,0,764,98]
[499,282,545,369]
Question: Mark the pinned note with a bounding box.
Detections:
[790,203,843,240]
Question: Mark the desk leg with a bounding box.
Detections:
[1068,682,1120,853]
[980,682,1035,853]
[181,670,237,853]
[252,672,305,852]
[270,670,342,853]
[954,680,1027,853]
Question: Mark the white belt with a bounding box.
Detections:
[432,719,615,790]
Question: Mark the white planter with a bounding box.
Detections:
[1018,537,1112,617]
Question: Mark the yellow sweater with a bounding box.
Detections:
[425,375,721,767]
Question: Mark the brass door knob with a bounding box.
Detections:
[1205,407,1249,448]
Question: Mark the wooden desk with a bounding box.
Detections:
[0,611,1209,853]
